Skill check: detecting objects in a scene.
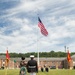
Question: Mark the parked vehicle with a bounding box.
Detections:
[50,66,56,69]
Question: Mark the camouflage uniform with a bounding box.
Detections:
[19,59,26,75]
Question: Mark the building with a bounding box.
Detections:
[0,55,75,69]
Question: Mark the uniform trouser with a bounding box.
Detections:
[30,72,36,75]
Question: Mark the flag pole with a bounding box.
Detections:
[67,47,71,68]
[64,46,66,53]
[37,40,39,67]
[5,47,8,75]
[37,15,48,68]
[5,68,7,75]
[37,15,39,67]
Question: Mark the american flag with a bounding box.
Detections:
[38,17,48,36]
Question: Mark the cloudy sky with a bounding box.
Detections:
[0,0,75,53]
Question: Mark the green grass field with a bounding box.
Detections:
[0,69,75,75]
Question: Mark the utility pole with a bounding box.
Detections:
[64,46,66,53]
[64,46,67,69]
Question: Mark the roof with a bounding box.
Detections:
[10,57,65,62]
[0,55,6,59]
[71,55,75,61]
[71,54,75,58]
[1,55,75,62]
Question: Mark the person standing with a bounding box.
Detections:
[27,55,38,75]
[41,67,44,72]
[19,57,27,75]
[45,66,49,72]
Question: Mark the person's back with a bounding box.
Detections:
[27,55,38,75]
[41,67,44,72]
[27,59,38,72]
[45,67,49,72]
[20,60,26,67]
[20,57,26,75]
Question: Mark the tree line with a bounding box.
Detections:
[0,50,75,58]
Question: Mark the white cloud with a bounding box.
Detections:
[66,20,75,28]
[0,0,75,53]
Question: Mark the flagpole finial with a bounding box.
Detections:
[37,14,39,19]
[7,47,8,50]
[67,47,69,50]
[37,13,39,16]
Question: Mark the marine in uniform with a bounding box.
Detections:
[27,55,38,75]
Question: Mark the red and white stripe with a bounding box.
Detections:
[38,22,48,36]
